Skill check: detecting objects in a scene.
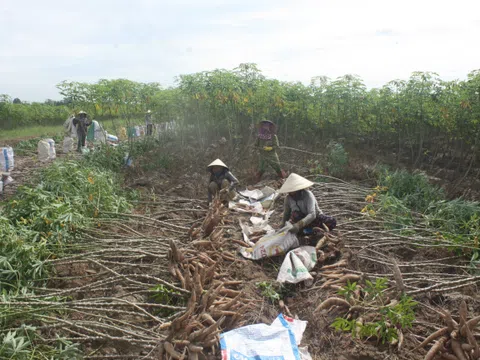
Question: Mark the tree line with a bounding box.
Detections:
[1,64,479,172]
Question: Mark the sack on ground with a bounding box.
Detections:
[277,246,317,284]
[220,314,310,360]
[0,147,14,172]
[63,137,74,153]
[239,230,298,260]
[38,139,56,162]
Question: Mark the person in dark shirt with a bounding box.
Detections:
[207,159,239,205]
[72,111,92,152]
[255,120,286,182]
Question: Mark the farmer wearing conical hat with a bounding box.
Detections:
[207,159,239,205]
[145,110,153,136]
[255,120,286,182]
[72,111,92,152]
[279,173,337,235]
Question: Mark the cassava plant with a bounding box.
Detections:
[316,278,417,347]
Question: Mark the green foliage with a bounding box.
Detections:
[332,279,417,344]
[256,281,281,303]
[375,194,414,228]
[0,147,136,358]
[0,327,81,359]
[366,167,480,261]
[337,281,358,302]
[377,168,444,213]
[13,134,63,155]
[0,100,70,130]
[3,65,480,173]
[326,141,349,177]
[363,278,389,301]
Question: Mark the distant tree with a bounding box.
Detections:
[13,98,22,104]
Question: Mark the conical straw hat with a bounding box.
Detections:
[278,173,314,193]
[207,159,229,170]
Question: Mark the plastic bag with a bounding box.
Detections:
[91,120,107,143]
[106,134,118,142]
[220,314,309,360]
[38,139,56,162]
[63,137,74,153]
[277,246,317,284]
[239,230,299,260]
[63,115,77,138]
[0,147,14,172]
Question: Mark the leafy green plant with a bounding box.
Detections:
[363,278,389,301]
[376,168,444,213]
[0,146,136,359]
[331,278,417,344]
[337,281,358,302]
[14,134,63,155]
[256,281,281,303]
[326,141,348,177]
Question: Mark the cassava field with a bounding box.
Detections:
[1,64,480,360]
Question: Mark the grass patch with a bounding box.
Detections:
[0,125,63,143]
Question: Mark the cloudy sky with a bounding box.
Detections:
[1,0,479,101]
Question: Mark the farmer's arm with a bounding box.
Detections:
[226,171,239,190]
[273,135,280,149]
[282,196,292,225]
[298,191,317,227]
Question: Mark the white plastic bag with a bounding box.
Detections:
[239,230,299,260]
[63,137,74,153]
[239,218,274,245]
[106,133,118,142]
[277,246,317,284]
[63,115,77,138]
[38,139,56,162]
[0,147,14,172]
[220,314,309,360]
[89,120,105,143]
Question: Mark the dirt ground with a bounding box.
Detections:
[3,138,480,360]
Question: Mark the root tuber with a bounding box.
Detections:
[314,297,351,313]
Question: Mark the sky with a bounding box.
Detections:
[1,0,480,101]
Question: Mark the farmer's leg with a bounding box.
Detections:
[267,153,283,177]
[256,157,266,182]
[220,179,236,201]
[77,136,82,152]
[312,214,337,232]
[209,181,220,197]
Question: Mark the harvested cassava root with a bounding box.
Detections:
[160,201,253,360]
[417,300,480,360]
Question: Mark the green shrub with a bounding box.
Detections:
[377,168,444,212]
[326,141,349,177]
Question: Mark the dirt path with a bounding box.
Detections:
[2,151,79,199]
